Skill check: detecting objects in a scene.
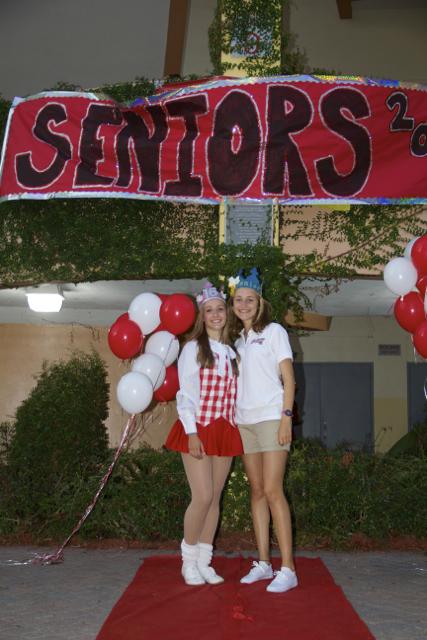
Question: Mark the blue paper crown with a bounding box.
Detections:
[230,268,262,295]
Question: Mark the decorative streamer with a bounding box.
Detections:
[3,414,138,567]
[32,413,137,565]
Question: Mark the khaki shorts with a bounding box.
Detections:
[237,420,291,454]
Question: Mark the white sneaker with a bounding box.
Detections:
[266,567,298,593]
[198,564,224,585]
[240,561,273,584]
[182,563,206,586]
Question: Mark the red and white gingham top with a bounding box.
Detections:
[197,353,237,427]
[176,339,237,434]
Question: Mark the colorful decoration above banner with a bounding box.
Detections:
[0,75,426,205]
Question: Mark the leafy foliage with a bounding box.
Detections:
[208,0,306,77]
[386,424,427,458]
[282,204,427,278]
[4,352,110,529]
[1,440,425,545]
[0,94,10,144]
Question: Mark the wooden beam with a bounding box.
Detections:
[336,0,352,19]
[163,0,190,77]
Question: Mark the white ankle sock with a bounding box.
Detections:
[197,542,213,567]
[181,539,199,564]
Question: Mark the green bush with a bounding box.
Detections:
[287,440,427,544]
[3,351,109,533]
[0,420,13,462]
[83,449,190,541]
[1,435,426,546]
[386,424,427,458]
[86,444,427,545]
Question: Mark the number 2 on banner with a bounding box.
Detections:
[386,91,427,157]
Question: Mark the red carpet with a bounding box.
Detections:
[96,556,375,640]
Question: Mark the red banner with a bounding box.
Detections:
[0,76,426,204]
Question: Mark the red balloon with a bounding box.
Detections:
[416,275,427,297]
[394,292,425,333]
[115,312,130,324]
[160,294,196,335]
[414,320,427,358]
[108,318,144,359]
[154,364,179,402]
[411,235,427,275]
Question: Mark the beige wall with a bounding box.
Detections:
[182,0,427,84]
[0,316,415,454]
[290,315,415,452]
[290,0,427,83]
[2,0,426,103]
[0,323,177,449]
[0,0,170,100]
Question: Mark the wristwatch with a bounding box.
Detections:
[281,409,293,417]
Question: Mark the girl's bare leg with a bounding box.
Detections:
[262,450,294,570]
[198,456,233,543]
[181,453,214,544]
[242,452,271,562]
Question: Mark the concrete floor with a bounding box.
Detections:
[0,547,426,640]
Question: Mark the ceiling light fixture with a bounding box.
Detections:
[26,286,64,312]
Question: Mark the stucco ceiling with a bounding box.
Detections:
[0,277,396,326]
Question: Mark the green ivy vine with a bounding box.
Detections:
[281,204,427,278]
[208,0,306,76]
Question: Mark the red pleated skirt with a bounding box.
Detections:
[164,416,243,456]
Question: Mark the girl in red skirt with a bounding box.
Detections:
[165,283,243,586]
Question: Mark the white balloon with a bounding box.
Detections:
[145,330,179,366]
[117,371,153,414]
[131,353,166,391]
[128,292,161,335]
[383,257,417,297]
[403,237,419,261]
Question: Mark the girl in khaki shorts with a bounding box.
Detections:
[228,268,298,594]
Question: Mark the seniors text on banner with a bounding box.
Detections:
[0,75,426,205]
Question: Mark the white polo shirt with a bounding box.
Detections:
[235,322,293,425]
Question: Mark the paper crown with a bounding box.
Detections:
[228,268,263,296]
[196,282,226,307]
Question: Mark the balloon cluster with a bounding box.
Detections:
[108,293,196,413]
[384,236,427,357]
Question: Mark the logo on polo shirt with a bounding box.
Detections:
[251,338,265,345]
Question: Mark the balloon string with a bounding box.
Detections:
[127,403,167,447]
[1,414,138,567]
